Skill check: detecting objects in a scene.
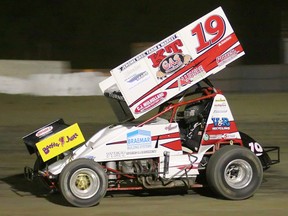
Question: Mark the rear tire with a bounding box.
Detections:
[59,158,108,207]
[206,145,263,200]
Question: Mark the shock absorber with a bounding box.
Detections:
[106,161,117,184]
[163,151,170,178]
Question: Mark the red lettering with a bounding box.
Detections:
[148,39,184,68]
[192,14,226,54]
[148,49,165,68]
[164,39,183,53]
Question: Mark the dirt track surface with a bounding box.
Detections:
[0,93,287,216]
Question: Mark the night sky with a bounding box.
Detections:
[0,0,285,69]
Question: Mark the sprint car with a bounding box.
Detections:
[23,7,279,207]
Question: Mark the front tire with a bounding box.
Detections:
[206,145,263,200]
[59,158,108,207]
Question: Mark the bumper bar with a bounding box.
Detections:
[24,166,36,181]
[263,146,280,165]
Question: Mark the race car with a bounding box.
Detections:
[23,7,279,208]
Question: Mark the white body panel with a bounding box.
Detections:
[47,93,244,180]
[201,94,242,145]
[48,118,212,177]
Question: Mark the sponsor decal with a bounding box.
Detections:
[36,126,53,138]
[42,142,60,154]
[106,151,126,159]
[208,134,222,140]
[126,71,148,84]
[165,124,178,131]
[119,34,179,71]
[126,150,156,155]
[135,91,167,114]
[215,98,226,102]
[125,70,150,90]
[214,103,227,107]
[179,65,205,86]
[42,133,79,155]
[84,156,96,160]
[218,35,232,47]
[216,48,238,66]
[208,133,237,140]
[222,133,238,139]
[213,109,228,114]
[127,129,152,150]
[160,54,184,73]
[106,149,157,159]
[203,133,210,141]
[156,53,192,79]
[211,117,230,130]
[148,38,183,68]
[36,123,85,162]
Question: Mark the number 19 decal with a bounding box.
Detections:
[192,14,226,53]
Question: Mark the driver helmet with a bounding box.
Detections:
[184,102,204,124]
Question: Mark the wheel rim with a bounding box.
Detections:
[224,159,253,189]
[70,168,100,199]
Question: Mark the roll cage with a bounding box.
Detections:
[138,78,219,126]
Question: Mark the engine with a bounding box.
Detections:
[105,159,194,189]
[106,159,157,180]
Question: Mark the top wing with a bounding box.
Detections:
[100,7,244,120]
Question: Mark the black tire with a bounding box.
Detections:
[59,158,108,207]
[206,145,263,200]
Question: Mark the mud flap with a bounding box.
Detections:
[240,131,280,170]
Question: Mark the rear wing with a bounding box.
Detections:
[100,7,244,121]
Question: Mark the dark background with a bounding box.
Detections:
[0,0,286,69]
